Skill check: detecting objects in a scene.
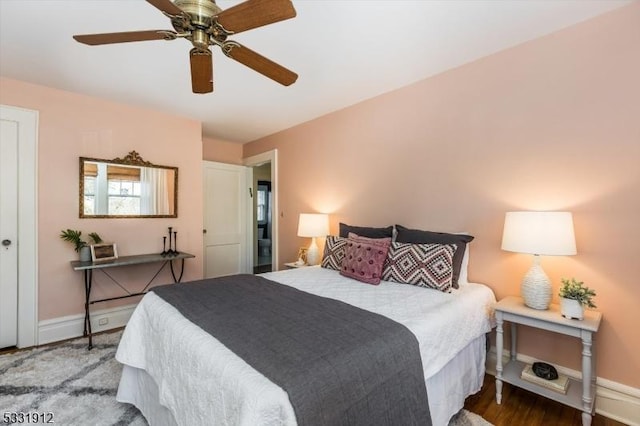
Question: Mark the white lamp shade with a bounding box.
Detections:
[297,213,329,238]
[501,211,577,256]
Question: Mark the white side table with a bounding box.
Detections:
[494,296,602,426]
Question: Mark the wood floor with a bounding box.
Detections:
[465,374,627,426]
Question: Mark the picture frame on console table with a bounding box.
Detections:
[297,247,308,264]
[90,243,118,262]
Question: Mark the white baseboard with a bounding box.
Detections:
[487,346,640,426]
[38,303,137,346]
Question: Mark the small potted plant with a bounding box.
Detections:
[558,278,596,320]
[60,229,102,261]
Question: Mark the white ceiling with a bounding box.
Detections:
[0,0,631,143]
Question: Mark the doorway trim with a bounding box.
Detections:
[0,104,38,347]
[243,149,278,270]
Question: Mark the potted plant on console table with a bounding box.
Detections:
[558,278,596,320]
[60,229,102,262]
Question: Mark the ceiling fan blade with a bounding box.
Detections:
[73,30,173,46]
[146,0,184,16]
[216,0,296,34]
[190,49,213,94]
[224,43,297,86]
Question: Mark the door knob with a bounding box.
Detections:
[2,239,11,246]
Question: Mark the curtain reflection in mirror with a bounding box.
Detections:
[141,167,170,215]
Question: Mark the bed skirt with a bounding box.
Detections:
[116,334,486,426]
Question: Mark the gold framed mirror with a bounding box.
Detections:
[79,151,178,218]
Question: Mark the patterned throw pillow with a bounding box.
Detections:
[340,235,391,285]
[395,225,474,289]
[382,242,455,292]
[321,236,348,270]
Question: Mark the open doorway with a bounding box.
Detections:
[254,165,272,273]
[244,150,278,273]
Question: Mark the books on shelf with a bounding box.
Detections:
[521,364,570,394]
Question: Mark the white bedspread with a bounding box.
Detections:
[116,267,495,426]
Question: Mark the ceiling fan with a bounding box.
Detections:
[73,0,298,94]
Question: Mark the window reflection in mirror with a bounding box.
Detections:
[79,154,177,218]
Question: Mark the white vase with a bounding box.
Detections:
[561,297,584,320]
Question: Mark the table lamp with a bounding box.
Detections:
[297,213,329,266]
[501,211,576,310]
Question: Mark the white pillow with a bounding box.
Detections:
[458,244,470,285]
[455,232,471,285]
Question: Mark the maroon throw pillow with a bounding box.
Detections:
[340,235,391,285]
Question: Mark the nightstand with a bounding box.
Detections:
[494,296,602,426]
[284,262,309,269]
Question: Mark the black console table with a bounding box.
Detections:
[70,252,195,349]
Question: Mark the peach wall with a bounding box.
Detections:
[203,136,243,164]
[0,77,204,320]
[244,4,640,388]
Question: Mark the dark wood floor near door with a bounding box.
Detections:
[253,264,272,274]
[465,374,626,426]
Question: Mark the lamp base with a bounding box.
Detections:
[521,256,552,310]
[306,237,320,266]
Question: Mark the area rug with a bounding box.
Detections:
[1,330,492,426]
[0,331,143,426]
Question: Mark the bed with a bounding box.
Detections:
[115,264,495,426]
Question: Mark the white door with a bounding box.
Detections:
[203,161,252,278]
[0,111,20,348]
[0,105,38,349]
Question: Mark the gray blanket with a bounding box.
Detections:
[152,274,431,426]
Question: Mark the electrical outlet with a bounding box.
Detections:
[98,318,108,326]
